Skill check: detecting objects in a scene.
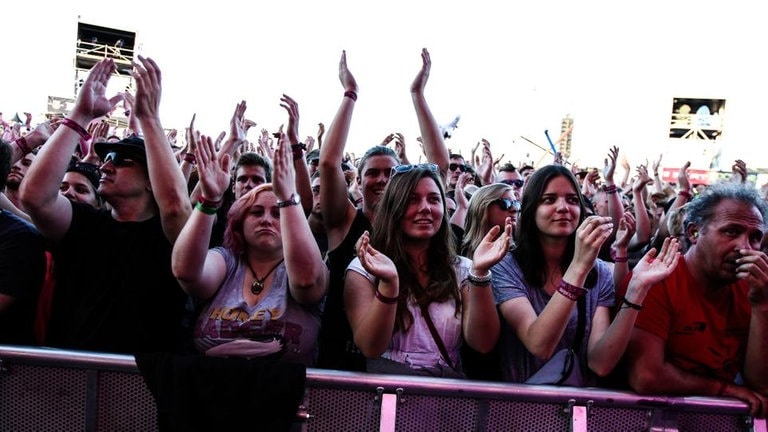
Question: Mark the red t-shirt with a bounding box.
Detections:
[634,256,751,381]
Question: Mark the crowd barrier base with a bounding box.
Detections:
[1,345,766,432]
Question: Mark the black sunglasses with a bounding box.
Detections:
[103,152,141,168]
[449,163,468,173]
[493,197,521,211]
[499,179,524,188]
[391,163,439,177]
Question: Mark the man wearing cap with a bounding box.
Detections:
[20,57,192,354]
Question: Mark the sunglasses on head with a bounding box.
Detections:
[449,163,468,173]
[493,197,521,211]
[499,179,524,188]
[103,152,140,168]
[391,163,439,177]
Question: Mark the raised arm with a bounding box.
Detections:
[411,48,449,175]
[319,51,358,248]
[611,211,636,300]
[171,134,229,299]
[462,221,511,352]
[651,154,664,193]
[655,162,692,243]
[280,94,313,216]
[131,56,192,243]
[629,164,653,247]
[587,237,679,377]
[603,146,624,234]
[273,132,327,305]
[20,58,118,240]
[9,120,55,165]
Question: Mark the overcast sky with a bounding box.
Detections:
[3,1,768,171]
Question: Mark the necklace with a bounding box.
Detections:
[246,258,284,295]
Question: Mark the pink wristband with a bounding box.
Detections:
[61,118,92,142]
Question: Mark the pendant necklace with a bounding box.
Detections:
[246,258,284,295]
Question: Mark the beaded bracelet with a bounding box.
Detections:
[467,270,492,286]
[556,280,588,301]
[613,256,628,263]
[374,288,398,304]
[604,184,618,194]
[344,90,358,101]
[60,118,92,142]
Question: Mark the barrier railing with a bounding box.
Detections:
[0,345,765,432]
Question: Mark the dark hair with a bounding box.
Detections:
[235,152,272,182]
[497,163,517,173]
[356,145,399,179]
[369,167,459,332]
[449,153,465,161]
[684,181,768,234]
[513,164,595,288]
[0,140,11,190]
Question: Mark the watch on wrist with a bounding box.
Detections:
[276,193,301,208]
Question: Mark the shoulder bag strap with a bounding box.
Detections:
[419,304,456,370]
[572,296,587,353]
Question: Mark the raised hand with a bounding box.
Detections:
[258,128,275,160]
[183,113,198,158]
[195,134,232,202]
[339,50,358,93]
[633,164,653,193]
[652,153,663,176]
[477,139,493,184]
[131,56,162,120]
[612,211,637,250]
[453,172,473,211]
[356,231,398,283]
[280,94,300,145]
[380,133,395,147]
[219,101,247,158]
[392,133,408,164]
[630,237,680,288]
[678,161,691,192]
[573,215,614,268]
[410,48,431,94]
[317,122,325,149]
[472,217,513,273]
[72,58,118,121]
[603,146,619,183]
[304,136,316,153]
[732,159,747,183]
[271,131,296,202]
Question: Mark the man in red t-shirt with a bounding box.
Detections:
[625,181,768,418]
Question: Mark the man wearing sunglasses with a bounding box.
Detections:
[20,57,192,354]
[496,163,524,200]
[447,153,469,195]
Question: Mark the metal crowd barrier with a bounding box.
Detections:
[0,345,765,432]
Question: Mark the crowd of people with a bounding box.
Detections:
[1,50,767,418]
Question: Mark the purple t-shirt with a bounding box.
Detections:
[194,247,323,366]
